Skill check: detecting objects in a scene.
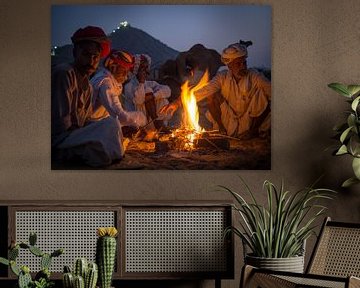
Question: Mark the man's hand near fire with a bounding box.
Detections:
[159,97,181,118]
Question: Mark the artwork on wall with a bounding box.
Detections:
[51,4,271,170]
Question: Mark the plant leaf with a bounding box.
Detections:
[222,179,335,258]
[351,96,360,111]
[328,83,351,97]
[336,145,348,155]
[348,135,360,157]
[340,126,353,143]
[352,157,360,179]
[342,177,360,187]
[347,114,356,128]
[333,122,348,132]
[347,85,360,97]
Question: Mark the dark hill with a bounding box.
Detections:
[51,25,179,72]
[110,25,179,69]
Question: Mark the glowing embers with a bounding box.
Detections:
[170,128,203,151]
[154,130,230,152]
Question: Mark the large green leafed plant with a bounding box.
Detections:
[328,83,360,187]
[222,179,335,258]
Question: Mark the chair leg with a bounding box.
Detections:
[240,265,255,288]
[215,278,221,288]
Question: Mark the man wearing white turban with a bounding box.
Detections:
[123,54,171,130]
[161,41,271,139]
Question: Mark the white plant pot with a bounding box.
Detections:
[245,254,305,273]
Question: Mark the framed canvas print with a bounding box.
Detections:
[51,5,271,170]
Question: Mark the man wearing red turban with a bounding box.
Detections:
[51,26,126,167]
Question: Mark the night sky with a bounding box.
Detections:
[52,5,271,68]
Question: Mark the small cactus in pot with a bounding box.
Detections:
[96,227,118,288]
[62,259,98,288]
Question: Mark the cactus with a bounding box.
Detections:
[41,253,52,270]
[9,246,19,260]
[19,243,30,249]
[10,260,21,276]
[29,232,37,246]
[96,227,118,288]
[73,275,85,288]
[74,258,88,279]
[29,245,44,257]
[63,260,98,288]
[62,266,74,288]
[18,269,32,288]
[51,248,64,258]
[35,268,51,281]
[63,273,74,288]
[0,257,9,266]
[64,265,72,273]
[85,262,98,288]
[0,232,64,288]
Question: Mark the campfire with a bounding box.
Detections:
[169,70,209,150]
[162,70,230,151]
[132,70,231,153]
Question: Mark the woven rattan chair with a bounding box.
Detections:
[241,217,360,288]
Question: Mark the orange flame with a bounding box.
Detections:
[181,70,209,132]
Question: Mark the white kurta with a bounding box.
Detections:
[90,68,146,127]
[123,77,171,123]
[194,69,271,137]
[52,64,125,167]
[56,117,124,167]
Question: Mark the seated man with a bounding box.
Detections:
[51,26,126,167]
[123,54,171,131]
[161,41,271,139]
[90,49,146,128]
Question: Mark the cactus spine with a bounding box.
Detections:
[96,227,118,288]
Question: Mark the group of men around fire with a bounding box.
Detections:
[51,26,271,167]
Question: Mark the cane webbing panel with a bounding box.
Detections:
[125,210,227,273]
[309,226,360,277]
[15,211,115,272]
[277,275,345,288]
[249,273,297,288]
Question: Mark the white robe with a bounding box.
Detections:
[52,64,125,167]
[56,115,124,167]
[123,77,171,126]
[194,69,271,137]
[90,68,146,127]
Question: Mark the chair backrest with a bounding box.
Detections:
[307,217,360,277]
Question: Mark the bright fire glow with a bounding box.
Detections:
[181,70,209,132]
[177,70,209,149]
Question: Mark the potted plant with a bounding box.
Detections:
[221,178,335,273]
[96,227,118,288]
[0,232,63,288]
[328,83,360,187]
